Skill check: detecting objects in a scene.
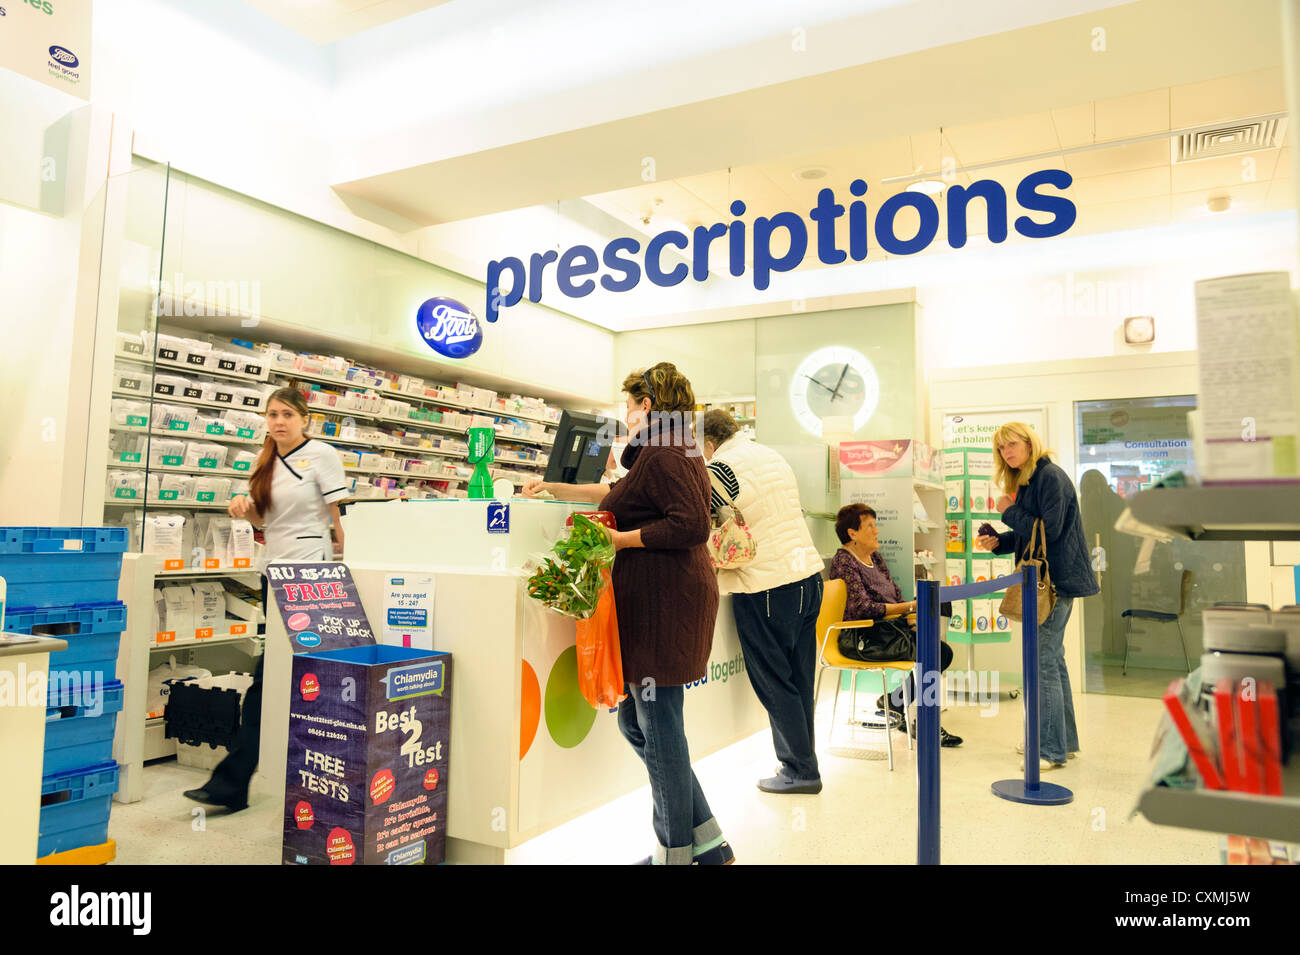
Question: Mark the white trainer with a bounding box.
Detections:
[1019,758,1066,771]
[1015,742,1078,759]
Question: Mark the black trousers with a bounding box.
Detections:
[207,655,263,797]
[730,574,823,781]
[206,576,267,798]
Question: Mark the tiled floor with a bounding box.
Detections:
[1085,663,1186,700]
[108,688,1220,865]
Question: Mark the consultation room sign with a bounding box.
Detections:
[0,0,92,99]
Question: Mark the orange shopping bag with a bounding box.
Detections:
[574,567,626,709]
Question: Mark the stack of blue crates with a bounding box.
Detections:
[0,526,128,859]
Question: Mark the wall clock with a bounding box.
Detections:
[789,345,880,437]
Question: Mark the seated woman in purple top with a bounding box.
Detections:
[828,503,962,747]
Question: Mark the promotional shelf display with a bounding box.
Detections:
[941,447,1022,694]
[267,562,452,866]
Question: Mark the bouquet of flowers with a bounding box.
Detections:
[525,513,616,619]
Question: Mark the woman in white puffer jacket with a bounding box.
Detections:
[702,411,824,795]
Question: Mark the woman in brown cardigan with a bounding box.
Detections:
[523,362,730,865]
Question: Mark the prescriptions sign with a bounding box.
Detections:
[484,171,1076,322]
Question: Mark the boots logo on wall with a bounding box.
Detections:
[416,297,483,359]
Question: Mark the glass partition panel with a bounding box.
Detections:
[97,160,172,547]
[1075,396,1247,698]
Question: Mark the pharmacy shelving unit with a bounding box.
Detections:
[943,447,1020,698]
[1121,484,1300,841]
[698,395,758,440]
[266,359,557,500]
[113,552,264,804]
[913,479,947,598]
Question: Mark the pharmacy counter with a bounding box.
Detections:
[318,498,768,863]
[0,635,67,864]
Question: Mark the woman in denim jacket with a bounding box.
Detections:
[976,422,1099,771]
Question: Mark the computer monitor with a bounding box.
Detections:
[544,410,618,485]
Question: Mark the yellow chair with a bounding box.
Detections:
[814,578,916,770]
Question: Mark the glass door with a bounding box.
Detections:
[1075,396,1247,698]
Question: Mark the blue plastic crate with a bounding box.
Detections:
[38,761,119,858]
[42,681,124,776]
[4,601,127,636]
[48,634,122,694]
[3,602,126,692]
[0,527,128,609]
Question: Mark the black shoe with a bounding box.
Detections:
[183,786,248,812]
[907,722,963,747]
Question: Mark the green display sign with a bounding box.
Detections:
[168,421,190,431]
[233,460,251,471]
[113,487,138,499]
[207,424,226,435]
[237,427,256,438]
[118,452,141,463]
[158,489,179,500]
[126,415,147,427]
[198,458,219,469]
[196,492,216,502]
[161,455,183,466]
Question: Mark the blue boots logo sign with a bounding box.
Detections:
[416,297,483,359]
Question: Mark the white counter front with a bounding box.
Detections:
[334,498,769,863]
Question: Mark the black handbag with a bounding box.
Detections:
[838,616,916,663]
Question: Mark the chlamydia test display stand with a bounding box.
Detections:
[265,561,452,865]
[283,645,452,865]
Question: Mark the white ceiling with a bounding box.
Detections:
[240,0,1296,331]
[243,0,453,45]
[357,0,1293,329]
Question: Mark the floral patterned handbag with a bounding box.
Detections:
[706,468,757,569]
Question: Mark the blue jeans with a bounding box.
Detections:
[731,574,822,781]
[617,683,722,865]
[1035,596,1080,764]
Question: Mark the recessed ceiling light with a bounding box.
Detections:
[793,166,828,181]
[1207,195,1231,213]
[906,179,945,195]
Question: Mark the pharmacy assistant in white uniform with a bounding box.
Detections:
[261,439,350,562]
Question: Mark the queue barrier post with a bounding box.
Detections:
[914,568,1074,865]
[991,563,1073,807]
[915,579,942,866]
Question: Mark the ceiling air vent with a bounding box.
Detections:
[1172,118,1285,163]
